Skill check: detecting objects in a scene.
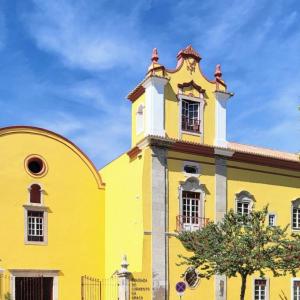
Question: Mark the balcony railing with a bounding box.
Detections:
[181,118,200,133]
[176,215,209,232]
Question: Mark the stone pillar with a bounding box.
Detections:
[215,156,227,300]
[118,255,131,300]
[151,146,167,300]
[214,91,233,147]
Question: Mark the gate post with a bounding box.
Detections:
[118,255,131,300]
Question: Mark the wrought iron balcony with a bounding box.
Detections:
[181,118,200,133]
[176,215,209,232]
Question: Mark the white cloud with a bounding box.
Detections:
[23,0,149,71]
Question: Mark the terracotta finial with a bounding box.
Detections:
[151,48,159,63]
[214,64,222,78]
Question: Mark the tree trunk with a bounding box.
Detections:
[240,274,247,300]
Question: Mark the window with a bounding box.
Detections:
[136,104,144,134]
[183,162,200,176]
[25,155,47,177]
[181,99,200,133]
[235,191,254,216]
[268,214,276,226]
[184,268,199,288]
[182,191,200,231]
[293,280,300,300]
[292,200,300,230]
[27,211,44,242]
[254,279,267,300]
[30,184,42,204]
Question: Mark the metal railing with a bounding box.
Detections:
[176,215,209,232]
[181,118,200,133]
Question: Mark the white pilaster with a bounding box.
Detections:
[142,76,168,137]
[214,91,233,147]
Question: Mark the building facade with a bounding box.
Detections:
[0,45,299,300]
[102,46,300,300]
[0,127,105,299]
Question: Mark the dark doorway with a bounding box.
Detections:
[15,277,53,300]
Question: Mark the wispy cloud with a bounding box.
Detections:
[22,0,150,71]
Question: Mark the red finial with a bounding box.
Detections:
[214,64,222,78]
[151,48,159,63]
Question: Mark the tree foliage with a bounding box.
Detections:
[177,207,300,300]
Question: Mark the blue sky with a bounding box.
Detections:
[0,0,299,168]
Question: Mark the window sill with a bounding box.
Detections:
[181,130,202,137]
[23,204,49,211]
[25,241,48,246]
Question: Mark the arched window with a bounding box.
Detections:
[30,184,42,204]
[292,198,300,230]
[178,177,207,231]
[235,191,254,216]
[136,104,144,134]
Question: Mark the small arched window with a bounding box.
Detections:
[136,104,144,134]
[235,191,254,216]
[30,184,42,204]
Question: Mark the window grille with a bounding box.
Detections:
[294,281,300,300]
[254,279,266,300]
[293,207,300,230]
[27,211,44,242]
[184,268,199,288]
[182,191,200,230]
[237,200,249,216]
[268,214,276,226]
[181,100,200,133]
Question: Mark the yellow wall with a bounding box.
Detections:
[100,150,149,277]
[0,127,105,299]
[165,60,218,146]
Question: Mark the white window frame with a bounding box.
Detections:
[24,205,48,245]
[182,161,200,177]
[235,191,255,216]
[292,199,300,231]
[178,94,205,140]
[10,270,59,300]
[291,278,300,300]
[253,278,269,300]
[179,177,206,231]
[184,267,200,289]
[136,104,145,134]
[267,213,276,226]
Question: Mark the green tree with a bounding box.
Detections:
[177,207,300,300]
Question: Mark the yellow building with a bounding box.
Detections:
[0,126,105,299]
[101,46,300,300]
[0,45,299,300]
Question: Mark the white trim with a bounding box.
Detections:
[235,191,255,215]
[291,277,300,300]
[253,277,269,300]
[24,206,48,245]
[10,270,59,300]
[178,94,205,143]
[267,212,277,226]
[178,177,206,231]
[292,198,300,231]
